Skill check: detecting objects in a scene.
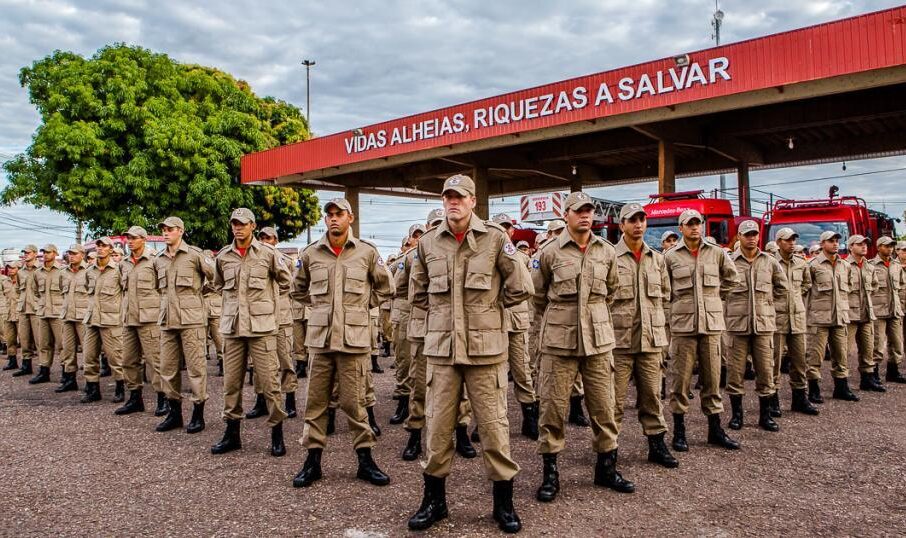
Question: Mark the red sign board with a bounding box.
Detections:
[242,7,906,184]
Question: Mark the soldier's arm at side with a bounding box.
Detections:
[801,260,813,298]
[212,256,225,292]
[409,242,429,311]
[368,251,394,308]
[719,249,740,297]
[497,236,532,308]
[531,251,551,314]
[604,248,618,306]
[198,251,215,281]
[271,252,292,291]
[291,252,312,306]
[771,258,790,297]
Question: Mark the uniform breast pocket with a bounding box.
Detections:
[464,257,492,291]
[176,268,195,288]
[222,265,238,291]
[427,257,449,294]
[309,267,329,296]
[703,265,720,288]
[248,265,268,290]
[137,273,155,290]
[646,268,662,298]
[344,267,367,295]
[590,264,608,296]
[157,270,167,290]
[671,264,693,292]
[551,263,578,297]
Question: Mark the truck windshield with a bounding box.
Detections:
[643,218,680,250]
[768,221,851,254]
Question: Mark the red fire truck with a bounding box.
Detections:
[762,187,895,258]
[642,190,740,249]
[519,192,624,245]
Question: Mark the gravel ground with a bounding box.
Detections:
[1,352,904,537]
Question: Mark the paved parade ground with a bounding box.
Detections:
[1,353,904,537]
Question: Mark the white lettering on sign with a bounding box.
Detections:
[342,57,732,155]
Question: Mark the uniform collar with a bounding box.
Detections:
[730,248,765,262]
[126,249,152,264]
[436,213,487,237]
[557,228,603,250]
[223,237,265,255]
[814,251,838,265]
[317,231,358,252]
[38,263,59,272]
[614,236,651,257]
[676,237,713,253]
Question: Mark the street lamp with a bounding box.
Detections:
[301,59,316,129]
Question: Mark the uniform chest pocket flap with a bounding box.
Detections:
[755,270,773,294]
[427,257,449,294]
[590,264,608,296]
[551,263,578,297]
[672,264,693,290]
[222,265,238,291]
[176,268,195,288]
[248,265,269,290]
[309,267,329,296]
[815,273,833,292]
[465,257,493,291]
[344,266,367,294]
[137,271,155,290]
[702,265,720,287]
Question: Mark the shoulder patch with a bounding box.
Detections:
[531,258,541,269]
[398,261,405,270]
[503,242,516,256]
[376,255,385,267]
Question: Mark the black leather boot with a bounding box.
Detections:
[536,453,559,502]
[568,395,590,427]
[292,448,323,487]
[156,399,183,431]
[216,359,223,377]
[111,380,126,403]
[295,359,307,378]
[271,422,286,457]
[366,405,381,436]
[520,402,539,440]
[455,424,476,458]
[594,449,635,493]
[408,474,448,530]
[758,396,780,432]
[727,394,743,430]
[114,389,145,415]
[371,355,383,373]
[808,379,824,404]
[99,355,111,377]
[211,419,242,454]
[28,365,50,384]
[245,393,268,419]
[326,407,337,435]
[780,354,791,374]
[390,395,409,425]
[247,367,253,385]
[769,392,782,418]
[154,392,169,417]
[887,362,906,383]
[471,427,481,443]
[80,381,101,403]
[55,371,78,393]
[707,413,740,450]
[860,370,886,392]
[284,392,297,418]
[744,360,756,380]
[402,428,422,461]
[672,413,688,452]
[832,377,860,401]
[647,432,679,468]
[719,364,727,388]
[791,388,819,415]
[2,355,16,371]
[12,358,32,377]
[492,479,522,533]
[356,447,390,486]
[381,340,391,358]
[186,401,206,433]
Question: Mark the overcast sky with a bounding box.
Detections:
[2,0,906,256]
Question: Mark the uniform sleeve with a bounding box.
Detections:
[660,254,672,303]
[212,256,224,293]
[800,260,813,298]
[271,252,292,292]
[531,251,551,314]
[368,250,394,308]
[605,248,618,306]
[719,249,740,296]
[409,242,429,310]
[771,258,789,298]
[496,236,532,308]
[197,251,215,282]
[292,251,312,306]
[393,255,410,300]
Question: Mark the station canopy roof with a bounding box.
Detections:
[241,6,906,198]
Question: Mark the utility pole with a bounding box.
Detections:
[301,58,316,244]
[712,1,726,199]
[75,220,83,244]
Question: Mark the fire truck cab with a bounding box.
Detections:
[643,190,738,249]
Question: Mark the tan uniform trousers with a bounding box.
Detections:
[380,309,392,343]
[160,327,208,403]
[848,321,874,373]
[292,320,307,361]
[613,351,667,436]
[302,352,375,451]
[873,318,903,368]
[727,334,775,398]
[538,352,618,455]
[3,320,17,358]
[18,314,39,360]
[206,315,223,361]
[807,326,849,380]
[508,331,536,404]
[774,332,807,390]
[37,317,62,368]
[669,335,724,416]
[122,325,162,392]
[60,320,83,374]
[223,335,286,427]
[83,325,123,383]
[329,362,376,409]
[392,319,411,399]
[405,340,471,431]
[275,325,298,393]
[425,361,517,481]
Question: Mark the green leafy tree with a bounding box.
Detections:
[2,44,319,248]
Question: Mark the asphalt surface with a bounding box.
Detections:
[1,353,904,537]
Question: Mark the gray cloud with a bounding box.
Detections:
[0,0,904,254]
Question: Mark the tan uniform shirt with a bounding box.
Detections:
[3,277,18,322]
[17,263,38,314]
[774,252,811,334]
[121,251,161,326]
[531,231,617,357]
[154,240,214,329]
[203,287,223,318]
[33,265,65,318]
[0,275,9,321]
[868,256,903,319]
[725,249,788,335]
[664,238,739,336]
[399,248,428,342]
[898,263,906,312]
[61,266,89,322]
[84,262,123,327]
[806,252,851,327]
[505,249,532,334]
[846,257,876,323]
[294,234,394,354]
[410,216,530,365]
[274,250,294,328]
[610,238,670,353]
[215,239,291,337]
